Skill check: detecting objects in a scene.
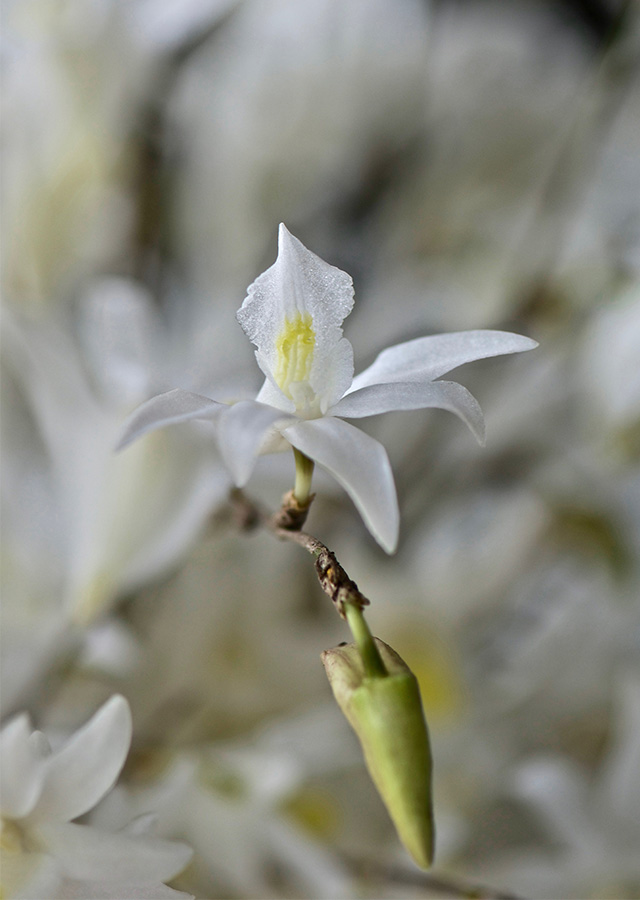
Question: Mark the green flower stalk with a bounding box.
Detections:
[292,448,315,506]
[321,634,435,868]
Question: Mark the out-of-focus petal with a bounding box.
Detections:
[217,401,294,486]
[115,437,230,596]
[331,380,485,444]
[600,674,640,826]
[0,714,45,818]
[38,821,193,884]
[116,389,224,450]
[57,879,194,899]
[283,417,399,553]
[80,278,160,406]
[513,757,587,845]
[120,813,159,837]
[0,850,60,900]
[32,696,132,823]
[349,331,538,391]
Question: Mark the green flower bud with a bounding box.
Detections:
[321,638,435,868]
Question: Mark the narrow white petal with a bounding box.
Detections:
[0,714,46,818]
[283,418,399,553]
[38,821,193,884]
[350,330,538,391]
[217,401,294,486]
[331,380,485,444]
[32,696,132,823]
[116,389,224,450]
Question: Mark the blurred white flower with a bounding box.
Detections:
[1,282,229,710]
[124,0,240,51]
[0,695,193,900]
[1,1,147,309]
[98,708,356,900]
[119,225,537,551]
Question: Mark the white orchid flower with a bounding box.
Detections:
[118,225,537,552]
[0,695,193,900]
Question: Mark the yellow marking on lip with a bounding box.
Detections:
[274,312,315,398]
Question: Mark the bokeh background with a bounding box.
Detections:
[2,1,640,897]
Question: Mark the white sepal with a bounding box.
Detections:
[31,696,132,824]
[350,330,538,392]
[332,380,485,444]
[117,389,224,450]
[217,401,294,486]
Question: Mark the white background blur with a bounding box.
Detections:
[2,1,640,897]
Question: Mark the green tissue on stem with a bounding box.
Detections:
[344,602,387,679]
[292,448,314,505]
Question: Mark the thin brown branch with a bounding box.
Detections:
[227,488,369,618]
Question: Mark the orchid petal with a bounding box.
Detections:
[331,380,485,444]
[237,224,355,413]
[319,335,355,414]
[217,401,294,486]
[32,696,132,823]
[38,821,192,883]
[117,389,224,450]
[283,417,399,553]
[0,714,46,818]
[350,331,538,392]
